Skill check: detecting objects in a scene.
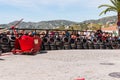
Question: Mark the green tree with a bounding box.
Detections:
[56,25,65,30]
[98,0,120,35]
[79,23,88,31]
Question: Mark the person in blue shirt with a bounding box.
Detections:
[65,30,70,38]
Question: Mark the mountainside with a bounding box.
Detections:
[0,20,77,29]
[0,16,117,29]
[83,16,117,24]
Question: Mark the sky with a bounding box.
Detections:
[0,0,117,24]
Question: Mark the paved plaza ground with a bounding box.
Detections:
[0,50,120,80]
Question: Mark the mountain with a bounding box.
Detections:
[82,16,117,24]
[0,16,117,29]
[0,20,77,29]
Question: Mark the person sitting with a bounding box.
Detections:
[71,32,77,39]
[65,30,70,38]
[50,31,55,38]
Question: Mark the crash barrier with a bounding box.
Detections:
[0,34,43,54]
[0,35,11,53]
[0,28,118,54]
[10,36,16,49]
[41,37,120,50]
[0,34,16,53]
[1,35,120,53]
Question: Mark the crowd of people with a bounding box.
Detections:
[0,29,120,53]
[39,30,119,43]
[39,30,120,50]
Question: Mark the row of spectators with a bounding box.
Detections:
[0,29,120,52]
[39,30,119,43]
[0,29,119,42]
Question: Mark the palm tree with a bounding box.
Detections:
[98,0,120,36]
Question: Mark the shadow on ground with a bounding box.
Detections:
[39,50,48,54]
[109,72,120,78]
[0,58,5,61]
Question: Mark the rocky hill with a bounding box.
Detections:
[0,20,77,29]
[83,16,117,24]
[0,16,117,29]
